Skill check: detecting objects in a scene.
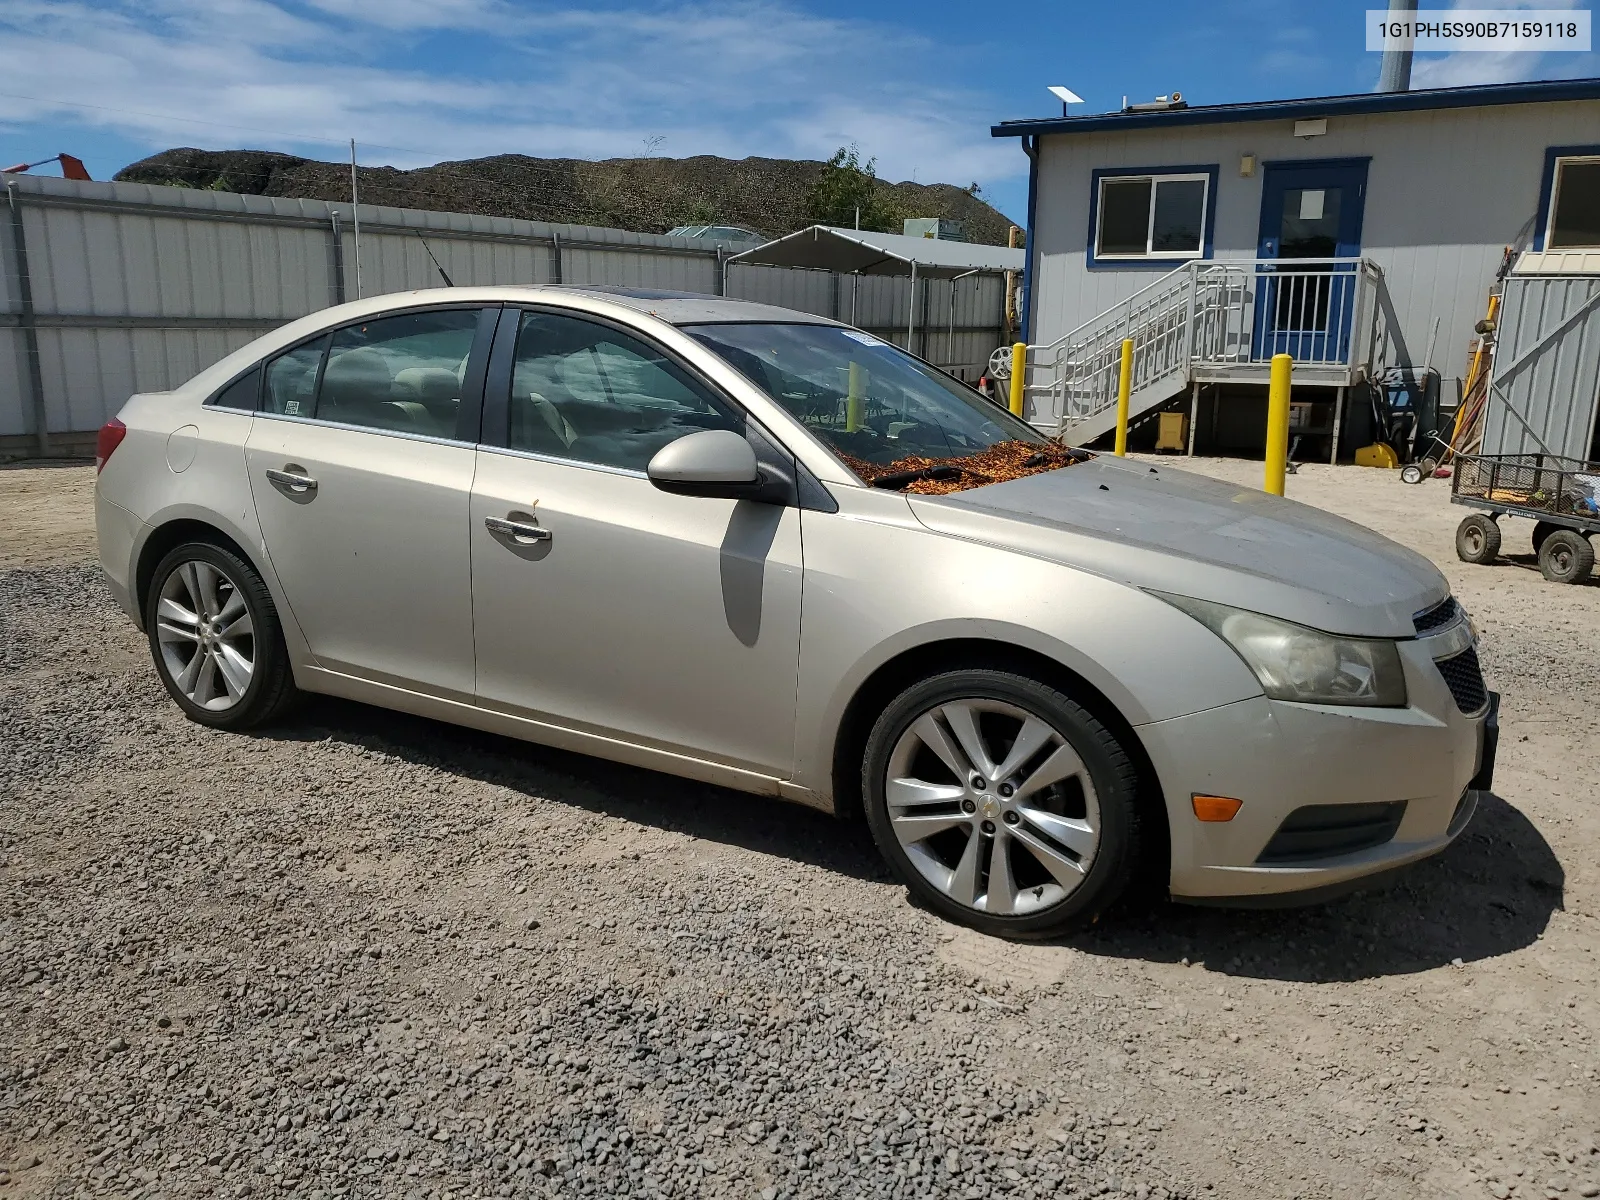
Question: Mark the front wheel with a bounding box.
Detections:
[862,669,1143,939]
[145,541,300,729]
[1455,513,1501,564]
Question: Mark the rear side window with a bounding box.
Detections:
[264,338,326,418]
[320,310,480,438]
[211,366,261,411]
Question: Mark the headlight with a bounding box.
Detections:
[1155,593,1407,707]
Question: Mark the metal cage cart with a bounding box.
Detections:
[1452,452,1600,584]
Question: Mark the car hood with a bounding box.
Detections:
[908,456,1447,638]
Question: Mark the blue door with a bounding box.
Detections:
[1253,159,1368,363]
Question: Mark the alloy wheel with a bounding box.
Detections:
[884,698,1100,916]
[154,559,256,711]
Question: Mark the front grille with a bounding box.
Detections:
[1436,646,1489,715]
[1256,801,1408,864]
[1413,596,1460,634]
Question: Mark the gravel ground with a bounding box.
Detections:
[2,459,1598,1200]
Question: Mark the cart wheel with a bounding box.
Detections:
[1401,464,1425,485]
[1537,529,1594,584]
[1455,514,1501,564]
[1419,456,1440,475]
[1531,521,1561,554]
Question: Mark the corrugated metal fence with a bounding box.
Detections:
[1,174,1007,457]
[1481,272,1600,460]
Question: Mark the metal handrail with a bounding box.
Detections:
[1017,257,1385,432]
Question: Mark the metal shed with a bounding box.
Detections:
[1480,263,1600,461]
[727,225,1024,356]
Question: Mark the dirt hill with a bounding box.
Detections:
[114,148,1017,244]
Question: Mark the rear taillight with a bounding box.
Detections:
[95,417,127,473]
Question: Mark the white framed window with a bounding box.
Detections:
[1094,172,1209,260]
[1547,155,1600,249]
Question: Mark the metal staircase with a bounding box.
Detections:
[1008,258,1387,443]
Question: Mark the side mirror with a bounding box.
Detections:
[647,430,765,499]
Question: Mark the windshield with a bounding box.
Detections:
[685,322,1078,492]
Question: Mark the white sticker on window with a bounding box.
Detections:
[286,400,301,415]
[1299,189,1326,221]
[841,330,884,347]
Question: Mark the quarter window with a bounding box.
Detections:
[263,338,326,418]
[507,311,741,471]
[1548,156,1600,249]
[1095,173,1209,259]
[212,366,261,411]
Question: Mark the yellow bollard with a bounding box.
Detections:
[1008,342,1026,417]
[846,360,865,432]
[1113,338,1133,456]
[1264,352,1293,496]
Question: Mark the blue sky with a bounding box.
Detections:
[1,0,1596,226]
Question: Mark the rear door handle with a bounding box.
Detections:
[265,467,318,493]
[485,515,551,543]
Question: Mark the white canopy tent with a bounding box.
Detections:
[726,225,1025,348]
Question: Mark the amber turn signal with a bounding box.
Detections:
[1191,794,1243,822]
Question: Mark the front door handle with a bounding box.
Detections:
[265,466,318,494]
[485,515,551,544]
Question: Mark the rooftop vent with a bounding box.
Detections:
[1123,92,1187,114]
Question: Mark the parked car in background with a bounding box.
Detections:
[94,286,1496,937]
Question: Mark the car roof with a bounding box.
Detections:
[545,285,838,327]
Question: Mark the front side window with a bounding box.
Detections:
[687,323,1067,492]
[507,311,741,470]
[1095,172,1208,259]
[318,309,480,437]
[1549,156,1600,249]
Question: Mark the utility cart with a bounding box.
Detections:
[1452,452,1600,584]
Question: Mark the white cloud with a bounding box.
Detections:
[0,0,1022,201]
[1409,0,1597,88]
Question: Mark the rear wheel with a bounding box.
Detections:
[145,541,300,729]
[862,668,1143,939]
[1455,513,1501,564]
[1538,529,1594,584]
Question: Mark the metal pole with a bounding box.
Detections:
[1187,380,1200,455]
[1330,384,1346,463]
[906,261,917,350]
[6,181,50,457]
[1265,354,1293,494]
[1377,0,1417,92]
[551,230,563,284]
[328,212,346,305]
[1114,339,1134,456]
[851,273,859,326]
[349,139,363,300]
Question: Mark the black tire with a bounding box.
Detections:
[145,540,300,729]
[862,668,1143,939]
[1455,514,1501,565]
[1531,520,1562,554]
[1538,529,1594,584]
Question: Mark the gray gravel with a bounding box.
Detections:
[4,464,1600,1200]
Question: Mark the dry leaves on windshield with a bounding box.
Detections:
[840,440,1087,495]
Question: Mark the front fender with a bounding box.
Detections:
[791,501,1261,801]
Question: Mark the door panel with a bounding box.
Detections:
[470,449,803,775]
[1254,160,1368,363]
[246,420,478,697]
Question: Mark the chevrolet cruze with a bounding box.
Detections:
[94,286,1497,937]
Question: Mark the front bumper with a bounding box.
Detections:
[1139,637,1494,902]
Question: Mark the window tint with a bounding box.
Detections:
[1550,158,1600,249]
[212,366,261,411]
[1151,178,1206,253]
[1097,178,1151,256]
[264,338,326,418]
[507,311,741,470]
[319,310,479,437]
